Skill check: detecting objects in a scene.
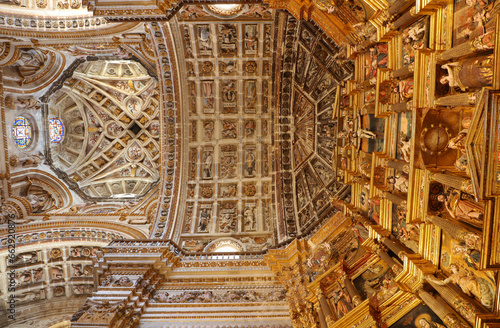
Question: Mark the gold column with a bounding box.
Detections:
[429,173,474,195]
[427,278,480,325]
[391,64,414,78]
[343,276,363,306]
[382,158,410,173]
[426,216,482,249]
[390,101,412,113]
[381,236,413,257]
[438,34,494,62]
[381,191,407,206]
[315,304,328,328]
[418,290,472,328]
[374,244,402,273]
[392,7,417,29]
[435,92,478,107]
[317,289,336,325]
[388,0,411,15]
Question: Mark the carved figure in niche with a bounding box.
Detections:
[219,213,236,233]
[245,81,257,109]
[455,154,469,172]
[331,290,352,318]
[15,49,47,84]
[221,184,237,197]
[244,25,258,53]
[415,314,446,328]
[244,150,256,176]
[399,136,411,163]
[437,191,484,227]
[202,150,213,179]
[440,55,493,91]
[244,206,256,231]
[203,121,214,141]
[198,25,212,53]
[448,130,468,154]
[387,174,408,193]
[354,128,377,139]
[26,194,46,213]
[199,208,211,232]
[453,244,481,270]
[427,263,494,310]
[202,81,214,109]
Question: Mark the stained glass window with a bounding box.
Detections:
[11,117,32,148]
[49,118,64,143]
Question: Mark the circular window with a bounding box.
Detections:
[12,116,32,148]
[49,118,65,143]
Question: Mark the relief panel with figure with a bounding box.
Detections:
[243,144,257,177]
[244,80,257,112]
[202,80,215,113]
[197,203,213,233]
[401,17,430,66]
[243,24,259,55]
[389,303,445,328]
[353,259,398,306]
[201,146,214,179]
[438,229,495,310]
[452,0,498,47]
[196,24,213,56]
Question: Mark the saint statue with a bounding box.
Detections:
[437,191,484,227]
[427,263,494,310]
[414,314,446,328]
[440,55,493,91]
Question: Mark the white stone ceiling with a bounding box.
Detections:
[47,60,160,200]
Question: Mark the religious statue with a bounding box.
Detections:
[387,174,409,193]
[312,0,337,13]
[399,136,411,163]
[440,55,493,91]
[202,151,213,178]
[331,290,352,318]
[427,263,494,310]
[453,244,481,270]
[199,208,210,232]
[15,49,47,84]
[415,314,446,328]
[25,194,46,213]
[437,191,484,227]
[244,206,256,231]
[244,150,256,176]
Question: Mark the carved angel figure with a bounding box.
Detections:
[427,263,493,310]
